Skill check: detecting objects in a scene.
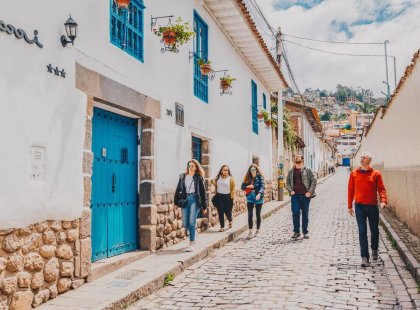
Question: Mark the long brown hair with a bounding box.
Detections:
[215,165,232,182]
[243,164,264,184]
[184,159,205,177]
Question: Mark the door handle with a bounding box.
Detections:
[112,174,116,193]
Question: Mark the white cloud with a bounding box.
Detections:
[256,0,420,95]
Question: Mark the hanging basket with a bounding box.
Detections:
[162,30,177,48]
[115,0,130,8]
[200,64,212,76]
[257,111,264,120]
[264,119,272,127]
[220,80,231,91]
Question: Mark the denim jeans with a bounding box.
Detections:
[182,194,200,241]
[291,194,310,234]
[355,203,379,259]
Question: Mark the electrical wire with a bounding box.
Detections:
[284,39,388,57]
[283,33,384,45]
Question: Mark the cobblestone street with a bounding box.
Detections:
[130,168,420,310]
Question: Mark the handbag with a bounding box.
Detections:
[211,194,219,206]
[177,177,194,209]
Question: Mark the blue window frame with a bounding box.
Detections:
[192,137,202,163]
[263,93,267,110]
[193,11,208,103]
[252,80,258,134]
[110,0,145,62]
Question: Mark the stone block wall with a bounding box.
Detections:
[0,218,89,309]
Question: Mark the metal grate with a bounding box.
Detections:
[121,147,128,163]
[192,137,202,163]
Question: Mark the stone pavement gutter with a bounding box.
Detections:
[380,213,420,284]
[38,173,334,310]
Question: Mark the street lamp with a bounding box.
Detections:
[61,15,78,47]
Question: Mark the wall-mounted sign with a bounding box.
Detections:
[0,19,43,48]
[47,64,66,78]
[30,146,46,181]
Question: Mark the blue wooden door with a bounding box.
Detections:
[343,158,351,166]
[91,108,139,262]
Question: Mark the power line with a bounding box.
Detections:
[283,33,383,45]
[284,39,389,57]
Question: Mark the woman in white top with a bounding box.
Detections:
[212,165,235,232]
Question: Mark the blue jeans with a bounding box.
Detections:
[355,203,379,259]
[182,194,200,241]
[291,194,310,234]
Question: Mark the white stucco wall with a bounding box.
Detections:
[355,61,420,168]
[0,2,86,229]
[0,0,282,228]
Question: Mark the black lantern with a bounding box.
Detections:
[61,15,78,47]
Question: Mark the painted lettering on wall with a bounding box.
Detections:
[30,146,46,181]
[0,19,43,48]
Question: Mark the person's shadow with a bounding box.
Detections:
[155,248,188,255]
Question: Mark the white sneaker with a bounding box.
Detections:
[247,230,254,239]
[255,229,260,236]
[185,242,195,252]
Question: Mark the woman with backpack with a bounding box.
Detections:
[212,165,235,232]
[241,164,265,239]
[174,159,208,252]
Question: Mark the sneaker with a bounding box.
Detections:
[361,257,370,267]
[372,249,379,261]
[303,234,309,239]
[185,246,194,252]
[247,230,254,239]
[291,232,301,240]
[255,229,260,236]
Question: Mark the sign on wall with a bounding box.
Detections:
[30,146,46,181]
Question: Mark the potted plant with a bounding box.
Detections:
[220,75,236,92]
[264,119,272,127]
[153,17,195,52]
[257,110,264,120]
[115,0,130,8]
[198,58,212,76]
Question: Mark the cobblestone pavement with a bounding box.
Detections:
[130,168,420,310]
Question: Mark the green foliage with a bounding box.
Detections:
[153,18,195,51]
[198,58,211,66]
[320,112,332,121]
[220,75,236,85]
[164,273,175,286]
[283,107,297,150]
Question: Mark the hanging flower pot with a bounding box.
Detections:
[264,119,272,127]
[220,75,236,93]
[257,111,264,120]
[198,58,212,76]
[154,17,195,53]
[162,30,176,47]
[115,0,130,9]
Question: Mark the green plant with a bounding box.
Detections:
[283,107,297,150]
[198,58,211,66]
[164,273,175,286]
[220,75,236,85]
[153,17,195,51]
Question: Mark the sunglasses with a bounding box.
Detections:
[250,168,257,172]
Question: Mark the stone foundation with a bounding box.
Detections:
[0,218,90,309]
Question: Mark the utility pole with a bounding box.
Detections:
[392,56,397,90]
[276,27,284,201]
[384,40,390,101]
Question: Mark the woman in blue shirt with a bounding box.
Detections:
[241,164,265,239]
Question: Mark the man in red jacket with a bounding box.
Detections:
[348,152,387,267]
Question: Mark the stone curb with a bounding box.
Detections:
[379,212,420,284]
[102,198,292,310]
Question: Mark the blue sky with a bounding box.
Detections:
[259,0,420,95]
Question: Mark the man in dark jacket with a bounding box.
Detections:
[286,154,317,240]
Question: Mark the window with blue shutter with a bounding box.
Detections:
[110,0,145,62]
[193,11,208,103]
[252,80,258,134]
[192,137,202,163]
[263,93,267,110]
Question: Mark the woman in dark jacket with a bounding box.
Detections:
[174,159,207,252]
[241,164,265,239]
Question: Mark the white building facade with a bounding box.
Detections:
[0,0,287,306]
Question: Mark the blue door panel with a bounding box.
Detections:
[91,108,139,262]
